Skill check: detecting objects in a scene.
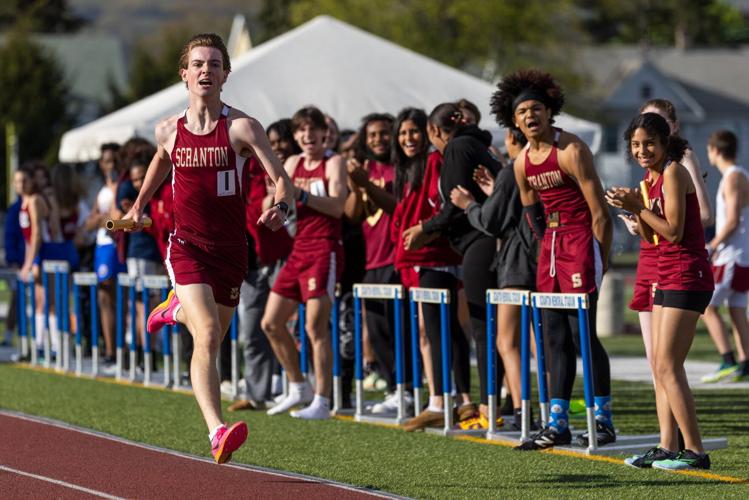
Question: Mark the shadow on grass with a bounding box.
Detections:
[529,474,718,488]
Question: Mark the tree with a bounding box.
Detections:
[107,25,197,111]
[0,0,86,33]
[0,27,69,165]
[576,0,749,48]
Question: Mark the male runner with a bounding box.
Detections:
[490,69,615,449]
[702,130,749,382]
[124,33,292,464]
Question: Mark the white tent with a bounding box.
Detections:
[59,16,601,162]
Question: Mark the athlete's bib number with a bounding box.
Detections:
[217,170,236,197]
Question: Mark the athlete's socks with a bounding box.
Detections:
[267,381,313,415]
[427,395,443,413]
[548,399,569,432]
[208,423,225,442]
[740,360,749,375]
[290,394,331,420]
[35,314,45,349]
[722,351,737,366]
[594,395,613,427]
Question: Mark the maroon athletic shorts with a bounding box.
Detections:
[630,244,658,312]
[537,225,602,294]
[272,238,344,303]
[166,234,247,307]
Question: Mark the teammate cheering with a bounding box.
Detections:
[124,33,293,464]
[491,70,615,449]
[261,106,347,420]
[607,113,713,470]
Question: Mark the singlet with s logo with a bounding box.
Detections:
[524,128,591,227]
[169,105,248,246]
[293,156,342,242]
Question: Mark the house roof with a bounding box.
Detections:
[578,45,749,115]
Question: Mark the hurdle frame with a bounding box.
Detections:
[352,283,407,424]
[485,289,543,442]
[42,260,70,372]
[410,287,453,434]
[141,275,171,387]
[72,272,98,377]
[16,275,32,361]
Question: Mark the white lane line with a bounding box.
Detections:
[0,411,403,499]
[0,464,124,499]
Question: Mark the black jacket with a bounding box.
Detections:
[421,125,501,255]
[464,166,537,289]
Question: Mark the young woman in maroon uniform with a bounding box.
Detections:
[607,112,713,470]
[389,108,468,431]
[123,33,292,464]
[621,99,712,370]
[492,70,615,450]
[261,106,347,420]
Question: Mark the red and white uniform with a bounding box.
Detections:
[630,172,659,312]
[711,165,749,307]
[391,151,461,289]
[649,165,713,292]
[272,156,344,302]
[166,105,249,307]
[362,161,395,271]
[245,157,293,266]
[525,129,601,294]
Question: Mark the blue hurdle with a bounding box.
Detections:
[42,260,71,372]
[485,290,542,441]
[410,287,452,433]
[141,275,171,387]
[229,310,238,398]
[352,284,406,423]
[72,272,98,376]
[16,275,32,361]
[296,293,341,410]
[531,292,596,451]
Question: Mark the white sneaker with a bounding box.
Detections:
[267,383,313,415]
[290,400,331,420]
[371,392,414,414]
[220,380,233,394]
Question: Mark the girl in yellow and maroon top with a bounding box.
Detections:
[607,113,713,471]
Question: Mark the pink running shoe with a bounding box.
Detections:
[211,421,248,464]
[146,290,180,334]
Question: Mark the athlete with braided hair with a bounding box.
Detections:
[491,69,615,450]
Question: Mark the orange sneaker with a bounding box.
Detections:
[147,290,180,333]
[211,421,248,464]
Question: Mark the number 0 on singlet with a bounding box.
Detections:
[217,170,236,197]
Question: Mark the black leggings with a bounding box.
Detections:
[363,265,411,391]
[543,294,611,399]
[462,236,500,405]
[419,269,470,396]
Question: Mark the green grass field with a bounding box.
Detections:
[1,363,747,498]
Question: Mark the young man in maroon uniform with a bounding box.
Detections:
[261,106,347,420]
[124,33,292,464]
[491,70,615,450]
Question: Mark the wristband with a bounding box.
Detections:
[274,201,289,215]
[298,190,309,206]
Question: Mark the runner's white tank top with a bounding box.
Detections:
[715,165,749,265]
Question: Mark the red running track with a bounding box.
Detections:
[0,412,393,499]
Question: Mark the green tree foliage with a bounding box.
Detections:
[0,0,86,33]
[0,27,69,165]
[285,0,582,72]
[107,25,195,111]
[577,0,749,47]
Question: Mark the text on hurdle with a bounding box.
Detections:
[486,290,530,306]
[72,273,97,286]
[353,284,403,300]
[410,287,450,304]
[42,260,70,274]
[531,292,589,310]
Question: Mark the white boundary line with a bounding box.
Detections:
[0,464,124,499]
[0,410,403,500]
